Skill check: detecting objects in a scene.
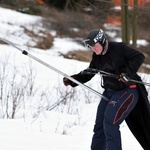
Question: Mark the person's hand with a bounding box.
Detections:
[63,77,72,86]
[119,73,130,83]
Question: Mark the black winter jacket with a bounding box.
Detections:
[70,42,150,149]
[71,42,145,91]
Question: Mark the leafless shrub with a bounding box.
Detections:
[0,54,38,118]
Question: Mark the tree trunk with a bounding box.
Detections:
[121,0,129,45]
[64,0,70,11]
[132,0,138,48]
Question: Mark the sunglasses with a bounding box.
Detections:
[83,39,94,48]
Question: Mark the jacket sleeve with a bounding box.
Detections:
[118,43,145,77]
[70,54,96,87]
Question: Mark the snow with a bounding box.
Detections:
[0,7,41,25]
[0,7,147,150]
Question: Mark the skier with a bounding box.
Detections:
[63,28,150,150]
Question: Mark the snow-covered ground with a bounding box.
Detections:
[0,7,147,150]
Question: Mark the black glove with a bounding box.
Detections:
[63,77,73,86]
[119,73,130,83]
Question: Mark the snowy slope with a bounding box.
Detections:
[0,7,146,150]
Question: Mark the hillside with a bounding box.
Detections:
[0,6,149,150]
[0,3,150,73]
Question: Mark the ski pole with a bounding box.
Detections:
[84,68,150,86]
[0,37,110,101]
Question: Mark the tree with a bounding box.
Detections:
[0,0,16,5]
[121,0,139,48]
[121,0,130,45]
[132,0,138,48]
[44,0,81,10]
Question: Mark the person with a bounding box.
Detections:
[63,28,150,150]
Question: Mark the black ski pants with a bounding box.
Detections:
[91,86,139,150]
